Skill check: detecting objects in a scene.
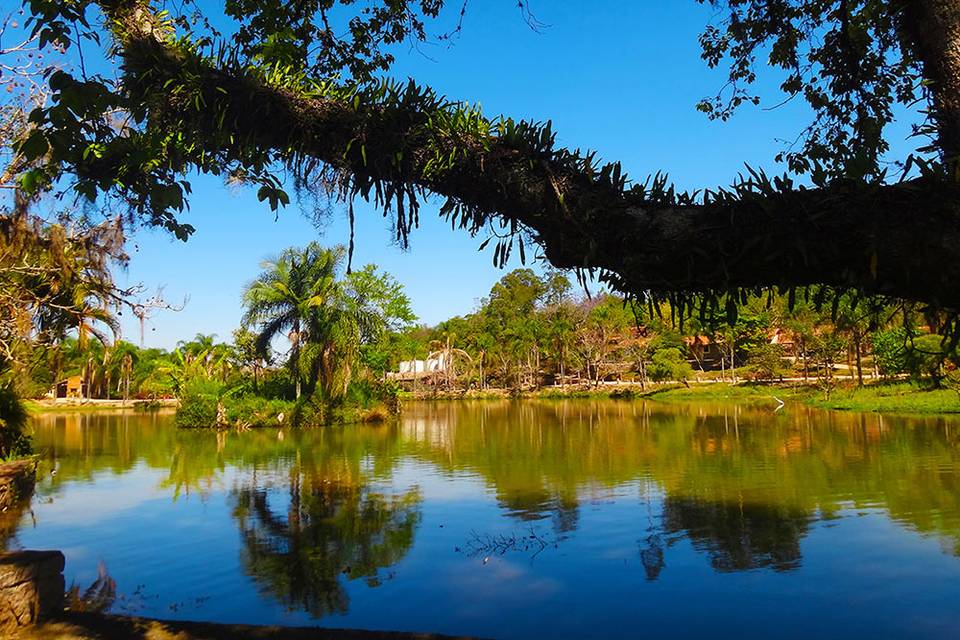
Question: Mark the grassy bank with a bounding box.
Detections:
[647,381,960,414]
[24,400,176,414]
[404,380,960,415]
[797,382,960,414]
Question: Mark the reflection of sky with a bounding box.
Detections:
[8,411,960,639]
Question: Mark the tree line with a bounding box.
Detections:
[368,268,960,396]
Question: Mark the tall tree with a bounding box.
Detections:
[13,1,960,330]
[243,243,412,400]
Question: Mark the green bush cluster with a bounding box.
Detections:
[175,392,219,428]
[226,396,294,428]
[647,348,694,384]
[0,379,32,460]
[742,343,788,381]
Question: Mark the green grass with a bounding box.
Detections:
[640,383,789,403]
[799,382,960,414]
[23,400,148,413]
[646,380,960,415]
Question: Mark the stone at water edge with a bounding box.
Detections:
[0,550,65,633]
[0,459,37,511]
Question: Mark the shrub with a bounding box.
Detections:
[946,365,960,401]
[175,392,218,428]
[291,394,327,428]
[872,328,911,376]
[0,380,31,460]
[174,376,225,428]
[226,396,294,428]
[905,334,948,386]
[743,343,787,381]
[647,348,693,384]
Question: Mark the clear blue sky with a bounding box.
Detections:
[108,1,913,348]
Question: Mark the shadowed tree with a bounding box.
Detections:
[11,0,960,336]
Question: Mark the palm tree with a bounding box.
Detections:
[242,244,377,401]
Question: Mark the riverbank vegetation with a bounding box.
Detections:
[370,268,960,409]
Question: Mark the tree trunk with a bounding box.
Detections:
[802,340,809,381]
[293,319,301,400]
[902,0,960,170]
[854,331,864,387]
[730,341,737,383]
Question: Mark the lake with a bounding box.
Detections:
[5,400,960,639]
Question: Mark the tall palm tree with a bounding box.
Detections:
[242,244,376,400]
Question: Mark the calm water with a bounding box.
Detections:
[4,400,960,639]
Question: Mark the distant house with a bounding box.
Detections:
[389,356,449,381]
[684,335,724,367]
[49,374,86,399]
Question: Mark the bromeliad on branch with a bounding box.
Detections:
[15,1,960,329]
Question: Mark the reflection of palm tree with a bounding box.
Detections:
[231,471,421,617]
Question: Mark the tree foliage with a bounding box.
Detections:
[7,0,960,337]
[242,242,413,400]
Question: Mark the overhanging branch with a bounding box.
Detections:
[80,2,960,310]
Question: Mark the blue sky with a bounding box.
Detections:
[104,1,913,348]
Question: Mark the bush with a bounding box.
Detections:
[175,392,218,428]
[905,334,948,386]
[291,394,327,428]
[0,380,32,460]
[226,396,294,428]
[872,328,911,376]
[946,365,960,401]
[743,343,787,381]
[174,376,225,428]
[345,379,402,413]
[647,348,693,384]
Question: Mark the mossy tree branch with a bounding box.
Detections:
[21,1,960,316]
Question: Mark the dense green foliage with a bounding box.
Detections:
[7,0,960,326]
[374,268,959,396]
[5,1,960,428]
[241,242,414,400]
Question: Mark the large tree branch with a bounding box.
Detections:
[89,2,960,309]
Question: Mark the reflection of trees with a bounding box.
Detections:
[662,497,808,572]
[401,400,960,561]
[22,401,960,578]
[0,495,32,550]
[231,472,420,617]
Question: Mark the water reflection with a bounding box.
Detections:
[232,475,420,616]
[661,498,809,573]
[11,401,960,629]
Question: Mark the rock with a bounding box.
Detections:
[0,459,37,512]
[0,550,65,633]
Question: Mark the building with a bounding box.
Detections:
[49,375,86,399]
[389,356,449,381]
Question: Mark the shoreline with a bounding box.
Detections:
[21,611,481,640]
[401,380,960,416]
[23,382,960,418]
[24,399,178,413]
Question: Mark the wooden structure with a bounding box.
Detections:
[49,374,86,399]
